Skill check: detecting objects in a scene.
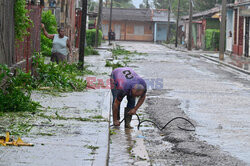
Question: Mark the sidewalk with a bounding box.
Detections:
[0,49,112,166]
[164,43,250,75]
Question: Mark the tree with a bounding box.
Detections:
[88,0,98,12]
[193,0,222,12]
[153,0,222,16]
[153,0,189,16]
[139,0,150,9]
[113,0,135,8]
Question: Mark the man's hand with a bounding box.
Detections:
[128,108,137,115]
[114,120,120,126]
[41,23,45,29]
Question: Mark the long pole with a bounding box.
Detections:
[95,0,103,48]
[79,0,87,69]
[175,0,180,47]
[108,0,113,45]
[219,0,227,60]
[167,0,171,42]
[188,0,193,50]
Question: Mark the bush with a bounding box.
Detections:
[205,29,220,51]
[112,45,132,56]
[85,46,99,56]
[86,29,102,47]
[105,60,126,70]
[14,0,33,41]
[41,10,57,56]
[33,54,88,92]
[0,65,39,112]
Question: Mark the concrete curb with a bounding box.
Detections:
[162,44,250,75]
[201,54,250,75]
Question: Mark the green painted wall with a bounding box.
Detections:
[206,18,220,30]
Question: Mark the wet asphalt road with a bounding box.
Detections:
[112,41,250,165]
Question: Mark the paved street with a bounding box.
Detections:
[109,41,250,165]
[1,41,250,166]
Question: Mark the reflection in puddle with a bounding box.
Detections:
[109,113,152,166]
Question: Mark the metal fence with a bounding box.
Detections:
[14,3,42,73]
[0,1,42,73]
[0,0,15,66]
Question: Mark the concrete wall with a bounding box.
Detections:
[102,20,154,41]
[226,9,234,52]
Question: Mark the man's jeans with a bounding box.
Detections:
[111,74,135,121]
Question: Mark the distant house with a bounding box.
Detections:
[101,8,175,42]
[182,6,221,50]
[152,9,176,42]
[226,0,250,57]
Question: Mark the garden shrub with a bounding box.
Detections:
[86,29,102,47]
[205,29,220,51]
[14,0,33,41]
[41,10,57,56]
[33,54,88,92]
[0,65,39,112]
[85,46,99,56]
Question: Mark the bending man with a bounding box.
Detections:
[111,67,147,128]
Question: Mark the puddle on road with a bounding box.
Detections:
[109,108,151,166]
[226,55,250,72]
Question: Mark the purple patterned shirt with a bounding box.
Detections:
[112,67,147,101]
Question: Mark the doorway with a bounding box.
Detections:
[114,24,121,40]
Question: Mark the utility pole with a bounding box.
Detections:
[175,0,180,47]
[219,0,227,60]
[108,0,113,45]
[79,0,87,70]
[95,0,103,48]
[167,0,171,42]
[188,0,193,50]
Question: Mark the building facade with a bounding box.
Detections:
[182,6,221,50]
[226,0,250,57]
[102,8,175,42]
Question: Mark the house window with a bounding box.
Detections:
[134,25,144,35]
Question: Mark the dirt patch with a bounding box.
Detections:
[142,89,246,166]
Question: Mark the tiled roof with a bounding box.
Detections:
[102,8,152,21]
[182,6,220,20]
[102,8,176,23]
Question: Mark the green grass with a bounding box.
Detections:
[38,133,55,136]
[85,46,99,56]
[110,129,117,136]
[38,111,106,122]
[105,60,125,70]
[112,45,146,57]
[8,121,33,136]
[91,115,104,119]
